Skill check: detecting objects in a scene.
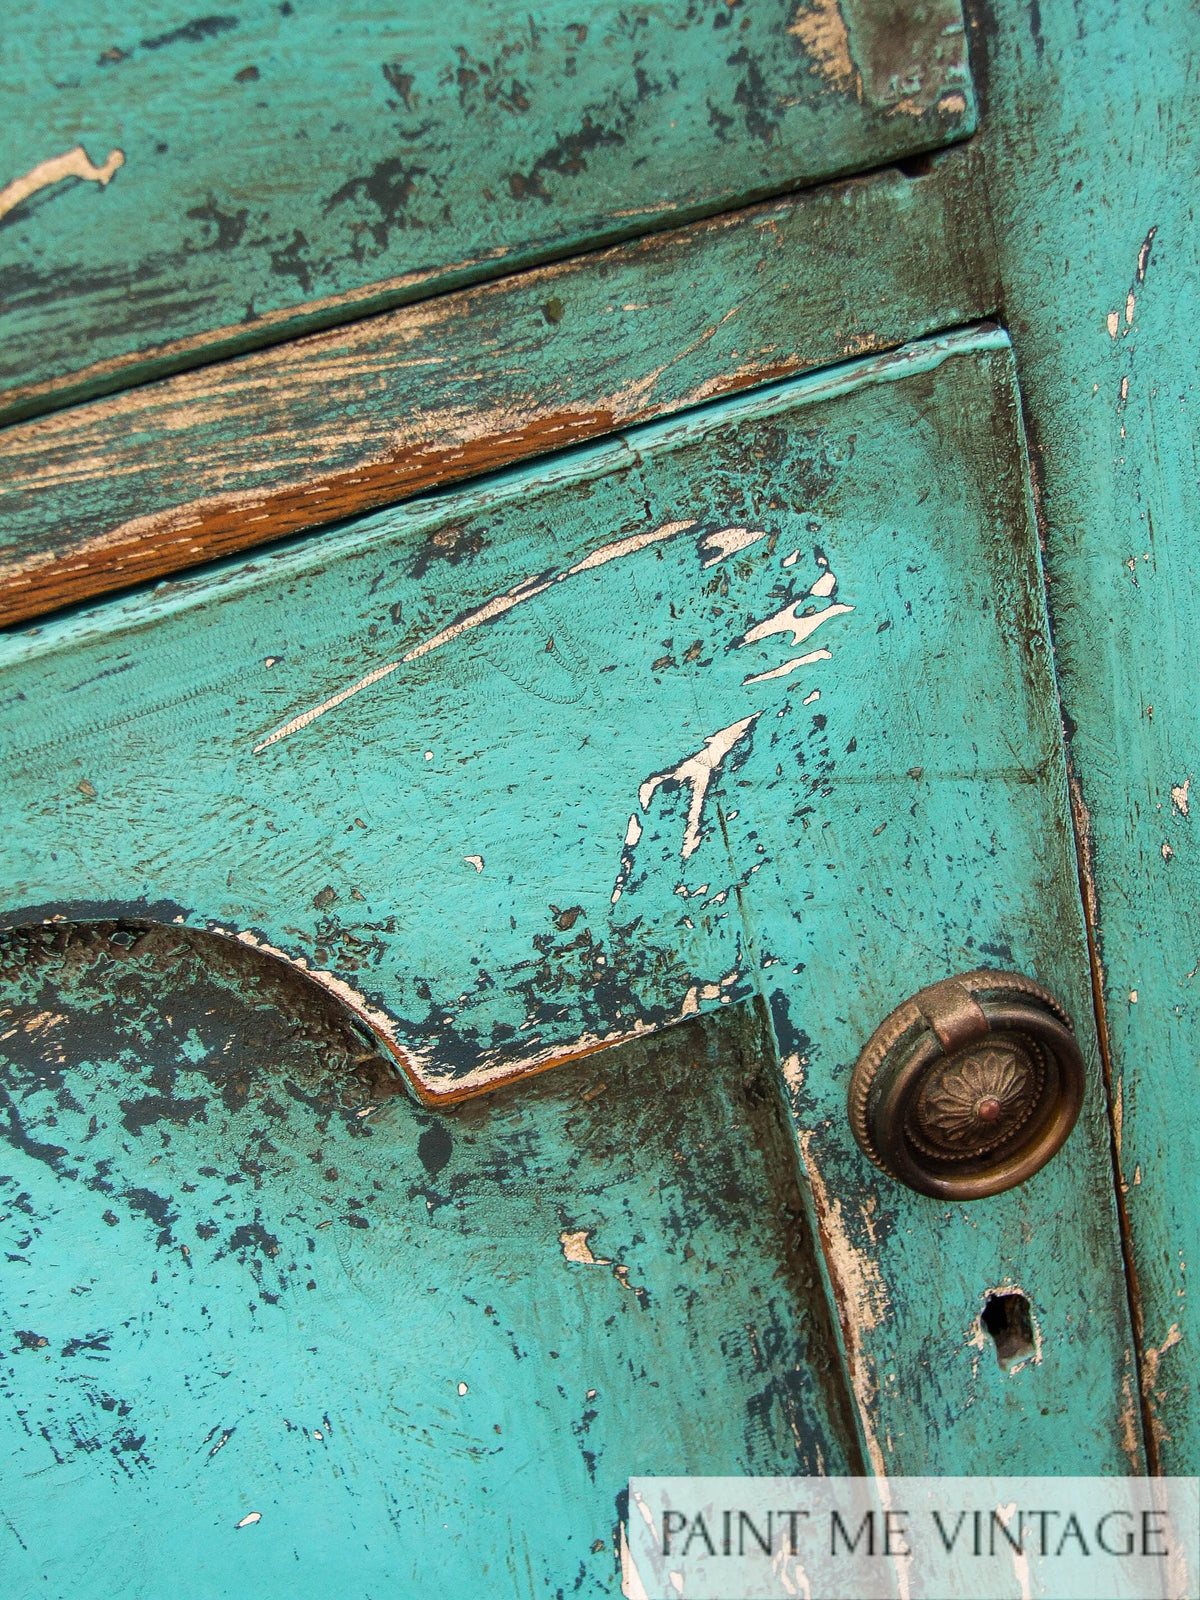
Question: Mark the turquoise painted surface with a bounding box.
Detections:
[0,330,1140,1485]
[0,0,974,417]
[0,928,856,1598]
[968,0,1200,1469]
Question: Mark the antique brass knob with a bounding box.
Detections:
[847,970,1085,1200]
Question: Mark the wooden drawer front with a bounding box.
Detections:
[0,159,997,626]
[0,0,974,420]
[0,327,1139,1510]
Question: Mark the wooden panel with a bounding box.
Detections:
[0,933,859,1593]
[0,0,974,422]
[0,329,1141,1474]
[967,0,1200,1470]
[0,155,996,626]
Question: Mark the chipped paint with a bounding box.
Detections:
[560,1228,609,1265]
[639,714,761,859]
[797,1130,888,1476]
[0,144,124,223]
[698,526,768,567]
[739,598,854,651]
[1171,777,1189,817]
[464,854,484,872]
[788,0,858,97]
[1142,1322,1182,1398]
[741,646,831,686]
[610,813,645,904]
[1119,1366,1142,1471]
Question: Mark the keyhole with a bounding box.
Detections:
[981,1291,1036,1368]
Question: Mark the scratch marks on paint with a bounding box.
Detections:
[0,145,125,223]
[797,1129,888,1477]
[253,519,697,751]
[639,714,761,860]
[698,526,768,567]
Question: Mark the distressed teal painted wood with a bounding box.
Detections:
[963,0,1200,1470]
[0,0,974,421]
[0,933,858,1596]
[0,330,1140,1491]
[0,157,997,621]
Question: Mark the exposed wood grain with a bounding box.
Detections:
[0,0,974,421]
[0,156,995,626]
[970,0,1200,1470]
[0,331,1141,1476]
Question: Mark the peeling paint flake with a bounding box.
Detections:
[0,144,125,223]
[560,1229,609,1266]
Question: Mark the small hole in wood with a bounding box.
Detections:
[897,152,935,179]
[981,1290,1036,1368]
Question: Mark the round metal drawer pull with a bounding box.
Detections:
[847,970,1086,1200]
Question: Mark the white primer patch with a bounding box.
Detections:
[698,526,768,567]
[0,144,125,222]
[560,1229,609,1266]
[639,714,761,859]
[741,647,831,686]
[739,599,855,650]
